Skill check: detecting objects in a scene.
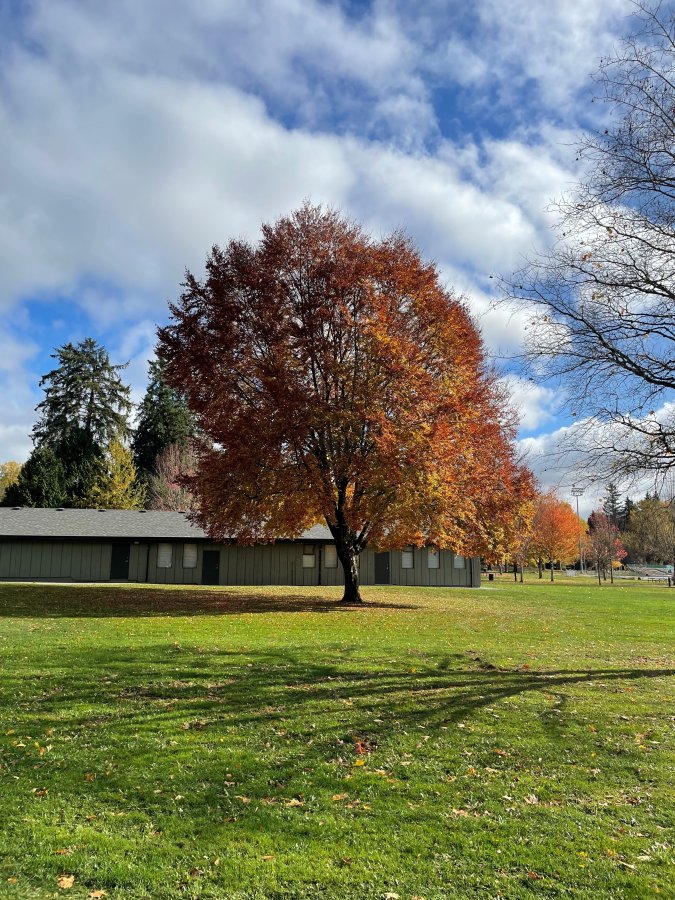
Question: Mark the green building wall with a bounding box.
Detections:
[0,539,480,587]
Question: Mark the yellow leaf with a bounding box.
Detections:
[89,892,107,899]
[285,798,303,807]
[353,759,365,767]
[332,793,349,801]
[58,874,75,889]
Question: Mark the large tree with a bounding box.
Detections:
[33,338,132,447]
[7,339,132,508]
[158,204,533,603]
[506,2,675,480]
[132,359,195,480]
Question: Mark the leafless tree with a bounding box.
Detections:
[147,442,196,512]
[505,2,675,481]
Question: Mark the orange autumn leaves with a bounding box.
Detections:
[531,491,584,577]
[159,203,533,570]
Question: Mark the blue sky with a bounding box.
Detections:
[0,0,645,512]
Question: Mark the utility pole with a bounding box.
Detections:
[571,486,585,574]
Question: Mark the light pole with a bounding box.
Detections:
[571,487,585,573]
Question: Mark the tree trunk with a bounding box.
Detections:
[519,561,524,583]
[550,556,554,582]
[610,563,614,584]
[538,558,543,579]
[513,559,518,582]
[335,541,364,604]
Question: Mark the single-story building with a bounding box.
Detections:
[0,508,481,587]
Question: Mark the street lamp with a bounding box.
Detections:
[571,487,585,573]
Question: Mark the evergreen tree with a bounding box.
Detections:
[8,339,131,508]
[620,497,635,533]
[33,338,132,448]
[3,448,66,507]
[85,438,145,509]
[603,483,621,528]
[132,359,194,479]
[3,429,103,508]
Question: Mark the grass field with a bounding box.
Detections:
[0,578,673,899]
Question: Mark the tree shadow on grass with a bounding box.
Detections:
[0,583,419,617]
[2,645,674,894]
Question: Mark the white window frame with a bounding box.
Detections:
[324,544,338,568]
[453,554,465,569]
[157,543,173,569]
[427,547,440,569]
[401,546,414,569]
[183,543,198,569]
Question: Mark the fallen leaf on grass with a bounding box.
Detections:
[353,759,365,767]
[332,793,349,801]
[524,794,539,805]
[261,855,275,861]
[285,798,303,807]
[235,796,251,804]
[494,749,508,757]
[383,893,400,899]
[57,874,75,889]
[527,871,541,880]
[53,849,72,856]
[89,892,107,899]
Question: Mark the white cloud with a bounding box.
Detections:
[500,375,559,431]
[0,0,643,461]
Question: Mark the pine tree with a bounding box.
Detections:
[132,359,194,479]
[620,497,635,533]
[85,438,145,509]
[33,338,132,448]
[603,483,621,528]
[3,429,103,508]
[2,448,66,507]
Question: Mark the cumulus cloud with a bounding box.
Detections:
[0,0,639,461]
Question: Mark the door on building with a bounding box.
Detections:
[110,543,130,580]
[202,550,220,585]
[374,551,390,585]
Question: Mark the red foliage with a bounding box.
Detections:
[158,204,534,601]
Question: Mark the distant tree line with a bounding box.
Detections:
[1,338,196,511]
[503,480,674,586]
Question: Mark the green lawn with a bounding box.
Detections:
[0,579,673,899]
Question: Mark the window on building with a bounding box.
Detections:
[302,546,316,568]
[157,543,173,568]
[454,554,465,569]
[427,547,440,569]
[324,544,338,568]
[401,546,414,569]
[183,544,198,568]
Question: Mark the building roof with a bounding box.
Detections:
[0,508,333,542]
